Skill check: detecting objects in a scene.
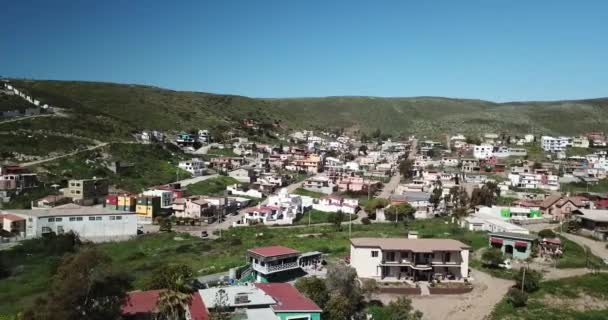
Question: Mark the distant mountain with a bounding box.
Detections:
[5,79,608,139]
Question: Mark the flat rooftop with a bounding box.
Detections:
[3,204,132,218]
[350,238,470,252]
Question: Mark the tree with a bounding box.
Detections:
[325,264,363,318]
[361,278,379,300]
[481,248,504,267]
[506,288,528,308]
[470,182,500,207]
[325,295,352,320]
[23,248,132,320]
[358,144,368,155]
[332,211,345,231]
[148,264,194,320]
[398,159,415,179]
[363,198,390,215]
[385,203,416,222]
[158,217,173,232]
[209,289,230,320]
[294,277,329,309]
[532,161,543,170]
[538,229,556,239]
[514,267,542,293]
[429,187,443,210]
[383,296,423,320]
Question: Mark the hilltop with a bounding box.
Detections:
[4,79,608,140]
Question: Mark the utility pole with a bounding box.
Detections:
[521,266,526,292]
[349,211,352,238]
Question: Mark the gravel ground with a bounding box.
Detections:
[374,269,514,320]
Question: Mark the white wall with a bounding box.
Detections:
[460,249,469,278]
[30,213,137,242]
[350,245,382,278]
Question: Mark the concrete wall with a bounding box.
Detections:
[350,245,382,278]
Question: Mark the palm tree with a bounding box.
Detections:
[155,266,194,320]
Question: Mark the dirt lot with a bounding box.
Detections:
[374,270,514,320]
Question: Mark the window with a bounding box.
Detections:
[76,190,81,194]
[96,216,102,221]
[110,216,116,221]
[69,217,76,221]
[115,216,122,220]
[445,252,451,262]
[55,218,62,222]
[89,217,96,221]
[76,217,83,221]
[57,226,64,234]
[371,251,379,258]
[48,218,55,222]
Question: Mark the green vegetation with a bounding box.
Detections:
[561,179,608,193]
[292,188,325,198]
[206,147,238,157]
[293,210,358,225]
[0,94,35,111]
[566,147,592,157]
[492,273,608,320]
[0,218,486,315]
[557,236,605,269]
[524,144,548,163]
[0,132,92,160]
[186,176,239,196]
[8,80,608,139]
[31,143,190,194]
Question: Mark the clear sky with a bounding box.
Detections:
[1,0,607,101]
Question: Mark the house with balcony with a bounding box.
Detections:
[313,194,358,214]
[350,237,470,282]
[302,176,336,194]
[246,246,303,282]
[178,158,205,177]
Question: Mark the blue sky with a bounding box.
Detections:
[1,0,607,101]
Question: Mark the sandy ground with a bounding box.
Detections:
[374,269,514,320]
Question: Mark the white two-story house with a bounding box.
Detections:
[350,237,470,282]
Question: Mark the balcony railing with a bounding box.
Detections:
[252,261,299,274]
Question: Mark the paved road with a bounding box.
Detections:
[378,138,417,199]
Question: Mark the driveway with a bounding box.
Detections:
[374,269,513,320]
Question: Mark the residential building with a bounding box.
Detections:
[293,154,322,174]
[541,136,571,152]
[227,184,264,199]
[313,194,358,214]
[121,290,208,320]
[1,205,137,242]
[302,176,336,194]
[246,246,302,282]
[350,237,470,281]
[473,144,495,159]
[573,209,608,240]
[572,136,590,148]
[179,158,205,177]
[63,178,109,205]
[198,283,321,320]
[143,189,173,209]
[229,168,257,184]
[540,194,584,221]
[489,232,537,260]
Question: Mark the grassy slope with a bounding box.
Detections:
[0,132,92,160]
[5,80,608,139]
[186,176,239,196]
[0,218,486,315]
[492,273,608,320]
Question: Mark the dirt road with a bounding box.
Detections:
[375,270,513,320]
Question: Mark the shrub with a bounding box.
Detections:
[506,288,528,307]
[514,268,542,293]
[538,229,556,239]
[361,217,371,225]
[229,238,243,246]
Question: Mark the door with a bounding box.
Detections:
[505,245,514,256]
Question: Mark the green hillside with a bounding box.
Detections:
[6,79,608,139]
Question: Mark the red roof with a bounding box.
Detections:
[254,283,322,312]
[248,245,300,257]
[1,213,25,221]
[121,290,208,320]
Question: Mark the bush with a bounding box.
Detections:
[538,229,556,239]
[361,217,371,225]
[228,238,243,246]
[481,248,504,267]
[506,288,528,307]
[514,268,542,293]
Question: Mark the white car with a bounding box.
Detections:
[499,259,512,270]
